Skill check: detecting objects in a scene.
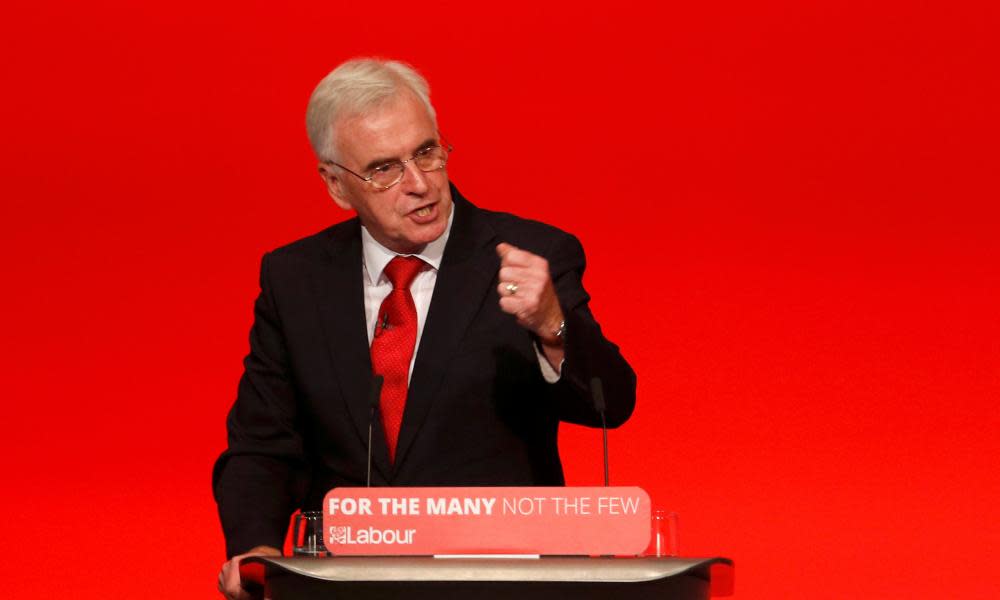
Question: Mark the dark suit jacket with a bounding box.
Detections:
[213,184,636,557]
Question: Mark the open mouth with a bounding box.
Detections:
[408,202,438,223]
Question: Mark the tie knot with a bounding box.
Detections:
[383,255,425,290]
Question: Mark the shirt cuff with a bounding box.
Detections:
[535,344,564,383]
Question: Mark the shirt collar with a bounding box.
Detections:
[361,201,454,285]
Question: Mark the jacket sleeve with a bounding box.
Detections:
[544,232,637,428]
[212,252,310,558]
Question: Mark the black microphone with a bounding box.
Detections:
[366,375,384,487]
[374,312,390,337]
[590,377,609,487]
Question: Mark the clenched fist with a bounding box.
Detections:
[496,242,565,359]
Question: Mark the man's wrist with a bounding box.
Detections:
[538,318,566,347]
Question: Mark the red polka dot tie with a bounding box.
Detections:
[370,256,425,463]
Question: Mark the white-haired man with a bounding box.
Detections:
[214,59,636,599]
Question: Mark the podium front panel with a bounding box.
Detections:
[246,556,733,600]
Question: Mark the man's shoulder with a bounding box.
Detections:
[464,199,581,257]
[459,191,579,253]
[263,217,359,264]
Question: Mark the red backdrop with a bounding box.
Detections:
[2,1,997,598]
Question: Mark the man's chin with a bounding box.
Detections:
[383,220,445,254]
[409,222,447,247]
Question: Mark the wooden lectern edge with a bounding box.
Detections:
[243,555,733,586]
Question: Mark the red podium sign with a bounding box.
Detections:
[322,486,650,556]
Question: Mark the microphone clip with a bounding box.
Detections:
[374,312,391,337]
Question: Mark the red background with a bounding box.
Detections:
[2,1,997,597]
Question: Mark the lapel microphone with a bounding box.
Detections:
[590,377,610,487]
[366,375,384,487]
[374,312,390,337]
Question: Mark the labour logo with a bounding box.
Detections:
[329,526,348,544]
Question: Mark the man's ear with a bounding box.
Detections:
[318,163,353,210]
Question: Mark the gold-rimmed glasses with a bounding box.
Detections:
[324,141,453,190]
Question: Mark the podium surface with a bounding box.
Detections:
[245,556,733,599]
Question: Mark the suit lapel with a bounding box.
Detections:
[311,220,393,482]
[393,189,499,471]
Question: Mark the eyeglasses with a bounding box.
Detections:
[324,142,453,190]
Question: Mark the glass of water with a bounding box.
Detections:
[292,511,328,557]
[645,509,679,557]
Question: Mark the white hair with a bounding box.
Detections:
[305,58,437,162]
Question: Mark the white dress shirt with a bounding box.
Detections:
[359,203,561,383]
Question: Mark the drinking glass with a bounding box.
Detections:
[644,509,679,557]
[292,511,328,557]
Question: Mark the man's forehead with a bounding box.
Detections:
[334,93,436,162]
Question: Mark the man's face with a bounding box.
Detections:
[322,92,452,254]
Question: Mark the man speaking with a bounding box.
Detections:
[214,58,636,598]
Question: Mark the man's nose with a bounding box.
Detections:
[398,160,429,194]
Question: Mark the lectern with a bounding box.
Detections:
[243,555,734,599]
